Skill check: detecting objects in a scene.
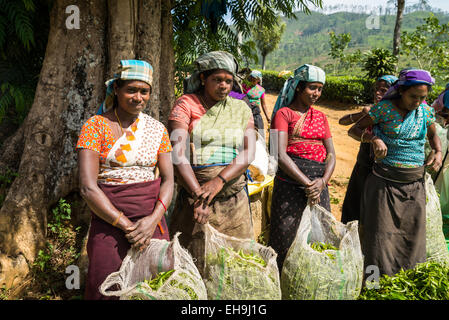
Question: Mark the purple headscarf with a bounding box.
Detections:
[381,68,435,101]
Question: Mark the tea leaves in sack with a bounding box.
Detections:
[203,223,282,300]
[99,233,207,300]
[281,205,364,300]
[425,173,449,265]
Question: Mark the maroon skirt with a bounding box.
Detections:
[84,178,170,300]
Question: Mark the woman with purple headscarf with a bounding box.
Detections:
[349,68,442,278]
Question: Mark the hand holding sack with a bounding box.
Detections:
[281,205,364,300]
[99,233,207,300]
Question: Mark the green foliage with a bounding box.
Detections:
[48,199,74,237]
[31,198,82,299]
[358,262,449,300]
[363,48,398,79]
[252,15,286,68]
[264,10,449,73]
[322,76,373,104]
[0,0,50,129]
[260,70,289,92]
[328,31,351,60]
[172,0,323,94]
[400,13,449,82]
[261,70,374,104]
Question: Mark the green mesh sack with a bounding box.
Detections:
[99,233,207,300]
[202,223,281,300]
[281,205,363,300]
[425,173,449,265]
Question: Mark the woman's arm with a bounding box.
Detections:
[168,120,203,198]
[425,123,443,172]
[348,114,388,160]
[199,119,257,206]
[339,106,371,126]
[260,96,270,124]
[78,149,133,232]
[275,130,312,186]
[305,138,336,205]
[125,151,174,250]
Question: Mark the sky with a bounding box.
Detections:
[315,0,449,12]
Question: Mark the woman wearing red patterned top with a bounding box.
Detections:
[268,64,336,270]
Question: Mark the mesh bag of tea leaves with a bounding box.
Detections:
[281,205,364,300]
[99,233,207,300]
[203,223,281,300]
[425,173,449,265]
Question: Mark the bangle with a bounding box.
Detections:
[158,198,167,212]
[217,174,227,184]
[361,131,367,143]
[112,211,123,227]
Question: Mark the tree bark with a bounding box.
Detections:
[0,0,175,290]
[393,0,405,57]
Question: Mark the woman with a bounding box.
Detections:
[167,51,256,273]
[76,60,174,299]
[349,68,442,277]
[243,70,270,134]
[268,64,336,270]
[340,75,398,224]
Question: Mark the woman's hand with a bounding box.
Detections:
[197,176,225,206]
[305,178,326,205]
[193,200,211,224]
[425,150,443,173]
[125,215,160,251]
[371,137,388,160]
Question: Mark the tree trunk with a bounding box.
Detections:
[262,54,266,70]
[0,0,175,290]
[393,0,405,57]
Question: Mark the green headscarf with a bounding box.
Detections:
[271,64,325,120]
[183,51,239,94]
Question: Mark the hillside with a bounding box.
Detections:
[262,10,449,71]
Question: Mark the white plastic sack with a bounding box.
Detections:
[281,205,364,300]
[203,223,281,300]
[425,173,449,265]
[249,132,269,182]
[99,233,207,300]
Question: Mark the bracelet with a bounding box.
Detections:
[217,174,227,184]
[361,131,367,143]
[158,198,167,212]
[112,211,123,227]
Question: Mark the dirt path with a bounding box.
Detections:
[262,92,368,221]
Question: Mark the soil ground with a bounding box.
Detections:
[262,92,370,221]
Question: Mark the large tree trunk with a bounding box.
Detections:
[393,0,405,57]
[0,0,174,290]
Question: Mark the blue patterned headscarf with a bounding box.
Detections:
[96,60,153,115]
[271,64,325,120]
[377,75,398,86]
[249,70,263,82]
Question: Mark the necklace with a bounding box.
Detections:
[114,108,124,135]
[198,94,211,109]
